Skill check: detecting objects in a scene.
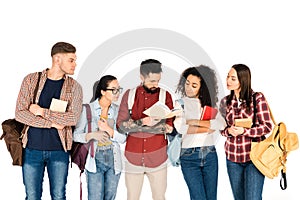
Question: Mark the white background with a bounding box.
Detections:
[0,1,299,199]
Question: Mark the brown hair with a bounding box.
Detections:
[51,42,76,57]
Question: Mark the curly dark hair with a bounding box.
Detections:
[176,65,218,107]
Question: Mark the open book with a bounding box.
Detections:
[143,101,181,119]
[200,105,218,120]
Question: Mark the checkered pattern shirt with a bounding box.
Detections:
[219,92,273,163]
[15,69,83,151]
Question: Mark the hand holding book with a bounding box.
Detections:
[143,101,181,119]
[234,118,252,128]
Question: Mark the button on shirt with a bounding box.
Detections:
[219,92,273,163]
[117,86,174,168]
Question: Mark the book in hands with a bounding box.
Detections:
[234,118,252,128]
[49,98,68,112]
[200,106,218,120]
[143,101,181,119]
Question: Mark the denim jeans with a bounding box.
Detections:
[180,146,218,200]
[86,148,120,200]
[226,159,265,200]
[22,148,69,200]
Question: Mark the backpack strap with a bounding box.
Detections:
[176,98,184,109]
[158,88,166,103]
[33,72,42,104]
[128,87,136,116]
[78,104,92,200]
[83,104,92,131]
[252,92,257,127]
[128,87,137,116]
[83,104,93,156]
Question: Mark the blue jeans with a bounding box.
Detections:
[86,148,120,200]
[22,148,69,200]
[226,159,265,200]
[180,146,218,200]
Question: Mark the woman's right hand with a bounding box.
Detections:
[93,131,110,143]
[228,126,245,136]
[86,131,109,143]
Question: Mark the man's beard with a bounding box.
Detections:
[143,84,158,94]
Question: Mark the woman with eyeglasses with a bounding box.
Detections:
[73,75,126,200]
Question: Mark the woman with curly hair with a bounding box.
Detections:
[174,65,225,200]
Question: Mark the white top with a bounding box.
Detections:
[174,97,226,148]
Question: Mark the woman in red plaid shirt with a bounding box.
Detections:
[219,64,273,200]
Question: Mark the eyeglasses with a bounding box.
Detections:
[106,87,123,95]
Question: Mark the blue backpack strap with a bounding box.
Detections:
[176,98,184,109]
[168,98,184,138]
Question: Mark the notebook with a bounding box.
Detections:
[200,106,218,120]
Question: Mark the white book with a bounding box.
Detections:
[143,101,181,119]
[49,98,68,112]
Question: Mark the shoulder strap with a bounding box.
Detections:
[177,98,184,109]
[128,87,137,116]
[65,76,73,94]
[159,88,166,103]
[83,103,94,158]
[33,72,42,104]
[83,104,92,132]
[252,92,257,127]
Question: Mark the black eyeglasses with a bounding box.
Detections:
[106,87,123,95]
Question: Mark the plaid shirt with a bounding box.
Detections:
[15,69,83,151]
[219,91,273,163]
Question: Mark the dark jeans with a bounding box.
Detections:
[226,159,265,200]
[180,146,218,200]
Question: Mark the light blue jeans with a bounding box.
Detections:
[180,146,218,200]
[22,148,69,200]
[226,159,265,200]
[86,148,120,200]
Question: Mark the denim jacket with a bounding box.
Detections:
[73,99,126,174]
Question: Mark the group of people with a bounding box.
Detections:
[15,41,273,200]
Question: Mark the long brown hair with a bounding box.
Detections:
[226,64,252,111]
